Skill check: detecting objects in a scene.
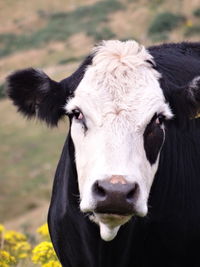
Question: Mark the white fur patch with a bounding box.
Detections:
[95,213,131,241]
[188,76,200,100]
[99,223,120,241]
[66,40,173,239]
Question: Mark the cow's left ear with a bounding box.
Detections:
[7,68,70,126]
[163,76,200,120]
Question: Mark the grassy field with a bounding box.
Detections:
[0,100,68,223]
[1,0,200,82]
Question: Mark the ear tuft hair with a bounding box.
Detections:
[7,68,49,117]
[188,76,200,101]
[7,68,68,126]
[185,76,200,118]
[161,75,200,122]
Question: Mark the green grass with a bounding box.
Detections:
[185,24,200,37]
[148,12,185,37]
[0,83,5,99]
[150,0,165,9]
[58,56,84,65]
[87,26,116,41]
[0,100,68,222]
[0,0,123,58]
[193,8,200,18]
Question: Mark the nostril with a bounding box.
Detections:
[126,183,139,202]
[93,181,106,199]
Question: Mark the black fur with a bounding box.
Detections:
[7,68,65,126]
[143,114,164,165]
[6,55,93,126]
[149,42,200,121]
[48,119,200,267]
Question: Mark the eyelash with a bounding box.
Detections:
[155,114,166,125]
[72,109,84,121]
[71,108,88,131]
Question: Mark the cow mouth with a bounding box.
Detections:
[93,212,132,241]
[96,212,131,225]
[95,207,134,216]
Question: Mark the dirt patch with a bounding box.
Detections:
[0,14,46,35]
[45,62,82,80]
[0,0,101,35]
[180,0,200,15]
[0,32,93,83]
[0,49,48,83]
[4,202,49,234]
[66,32,94,56]
[0,39,87,83]
[108,3,151,44]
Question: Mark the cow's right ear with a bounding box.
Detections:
[7,68,70,126]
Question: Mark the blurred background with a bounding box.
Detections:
[1,0,200,235]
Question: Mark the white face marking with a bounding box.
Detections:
[66,40,173,241]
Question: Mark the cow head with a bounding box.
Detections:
[7,40,200,241]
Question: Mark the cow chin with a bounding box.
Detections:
[90,203,148,241]
[94,213,132,241]
[80,181,149,240]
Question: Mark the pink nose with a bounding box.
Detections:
[92,175,139,215]
[109,175,127,184]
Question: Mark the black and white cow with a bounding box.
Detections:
[7,40,200,267]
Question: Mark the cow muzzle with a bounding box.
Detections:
[80,175,147,241]
[92,176,139,215]
[89,176,139,241]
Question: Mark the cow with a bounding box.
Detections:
[6,40,200,267]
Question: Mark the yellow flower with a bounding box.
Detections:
[42,260,62,267]
[185,20,193,27]
[0,250,16,266]
[37,223,50,240]
[3,230,31,264]
[0,226,61,267]
[4,231,27,246]
[13,241,31,259]
[0,224,5,234]
[0,224,5,245]
[32,241,58,264]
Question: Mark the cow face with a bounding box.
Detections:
[7,40,200,242]
[65,41,173,240]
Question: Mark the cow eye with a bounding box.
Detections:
[144,113,165,165]
[155,114,165,125]
[72,109,84,121]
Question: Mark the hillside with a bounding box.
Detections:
[1,0,200,233]
[1,0,200,82]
